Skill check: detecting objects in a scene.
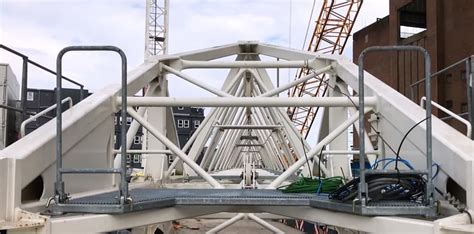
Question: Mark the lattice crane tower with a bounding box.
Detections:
[145,0,169,58]
[288,0,363,138]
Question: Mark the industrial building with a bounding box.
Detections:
[353,0,473,136]
[172,106,205,149]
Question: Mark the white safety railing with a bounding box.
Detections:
[20,97,73,137]
[420,96,472,138]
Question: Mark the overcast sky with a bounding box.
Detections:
[0,0,389,95]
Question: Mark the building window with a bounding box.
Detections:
[194,120,201,128]
[177,119,184,128]
[461,103,468,113]
[126,117,133,125]
[126,154,131,163]
[113,135,117,144]
[133,154,140,163]
[461,70,467,80]
[183,120,189,128]
[134,135,141,144]
[27,91,34,101]
[178,107,184,110]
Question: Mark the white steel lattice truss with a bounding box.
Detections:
[145,0,168,58]
[0,42,473,233]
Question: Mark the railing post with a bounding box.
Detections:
[467,56,473,140]
[21,57,28,122]
[79,85,84,101]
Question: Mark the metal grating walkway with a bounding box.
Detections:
[52,188,436,216]
[53,188,315,214]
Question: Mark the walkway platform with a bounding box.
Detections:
[52,188,436,217]
[53,188,314,214]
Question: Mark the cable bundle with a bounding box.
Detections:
[329,173,425,202]
[278,176,344,194]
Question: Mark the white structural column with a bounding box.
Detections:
[336,82,378,164]
[326,75,350,177]
[114,81,160,169]
[143,79,168,180]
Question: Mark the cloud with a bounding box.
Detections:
[1,0,389,95]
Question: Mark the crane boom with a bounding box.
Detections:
[288,0,363,138]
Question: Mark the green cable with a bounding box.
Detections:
[277,176,345,194]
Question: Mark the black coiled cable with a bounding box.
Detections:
[329,173,426,202]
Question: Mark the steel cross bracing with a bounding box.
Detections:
[1,42,473,233]
[288,0,363,138]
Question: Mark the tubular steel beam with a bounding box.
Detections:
[258,65,332,97]
[121,97,375,107]
[181,59,317,69]
[214,125,282,130]
[235,144,263,147]
[206,213,246,234]
[162,64,233,97]
[59,168,122,174]
[247,213,284,234]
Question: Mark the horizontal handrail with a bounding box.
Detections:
[420,96,472,138]
[20,97,73,137]
[112,149,172,154]
[410,55,473,88]
[0,44,84,88]
[59,168,122,174]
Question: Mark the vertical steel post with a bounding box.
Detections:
[358,46,433,206]
[21,57,28,122]
[79,85,84,101]
[467,56,473,140]
[424,49,433,205]
[55,51,65,202]
[357,54,367,204]
[276,58,280,97]
[119,49,128,203]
